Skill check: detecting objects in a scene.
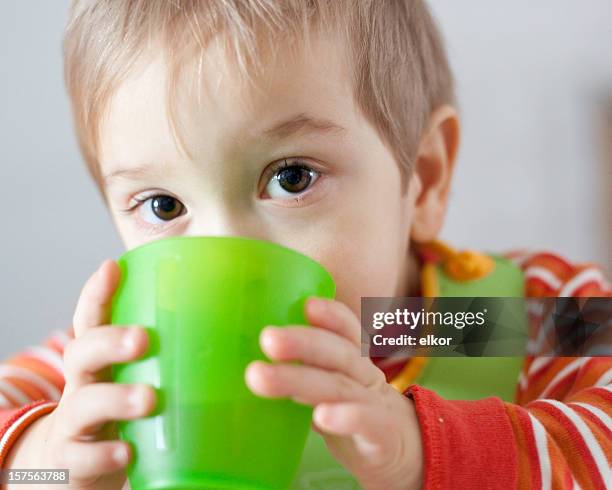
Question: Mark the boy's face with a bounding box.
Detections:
[99,31,422,315]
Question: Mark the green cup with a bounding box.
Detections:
[110,236,336,490]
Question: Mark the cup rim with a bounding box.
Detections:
[118,235,335,282]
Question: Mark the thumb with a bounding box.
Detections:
[72,260,122,337]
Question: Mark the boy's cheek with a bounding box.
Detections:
[317,243,409,317]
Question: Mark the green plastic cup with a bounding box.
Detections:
[110,236,336,490]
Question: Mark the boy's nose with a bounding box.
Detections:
[187,208,267,242]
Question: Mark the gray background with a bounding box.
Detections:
[1,1,611,358]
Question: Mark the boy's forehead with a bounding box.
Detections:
[99,29,356,174]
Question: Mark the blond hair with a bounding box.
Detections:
[63,0,455,193]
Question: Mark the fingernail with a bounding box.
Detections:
[314,404,333,426]
[122,328,139,353]
[308,297,327,313]
[250,361,272,380]
[128,386,144,410]
[95,260,108,277]
[113,445,128,464]
[260,327,276,350]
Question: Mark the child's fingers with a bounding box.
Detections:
[245,360,371,405]
[305,297,361,348]
[59,383,155,439]
[57,439,131,479]
[72,260,121,338]
[63,326,149,392]
[260,326,385,388]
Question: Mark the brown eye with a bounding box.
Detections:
[151,196,183,220]
[276,166,312,193]
[267,165,316,197]
[266,160,321,200]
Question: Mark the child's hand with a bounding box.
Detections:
[5,260,154,490]
[245,297,423,490]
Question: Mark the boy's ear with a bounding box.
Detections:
[409,104,460,243]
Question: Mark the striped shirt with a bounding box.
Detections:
[0,245,611,489]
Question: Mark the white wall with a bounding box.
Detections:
[430,0,612,266]
[0,2,124,357]
[1,1,610,358]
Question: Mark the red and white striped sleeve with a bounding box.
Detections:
[406,250,612,489]
[507,251,611,488]
[0,328,72,467]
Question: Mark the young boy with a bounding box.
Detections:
[1,1,610,489]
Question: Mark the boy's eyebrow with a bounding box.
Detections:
[102,113,346,186]
[261,112,346,140]
[103,164,163,186]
